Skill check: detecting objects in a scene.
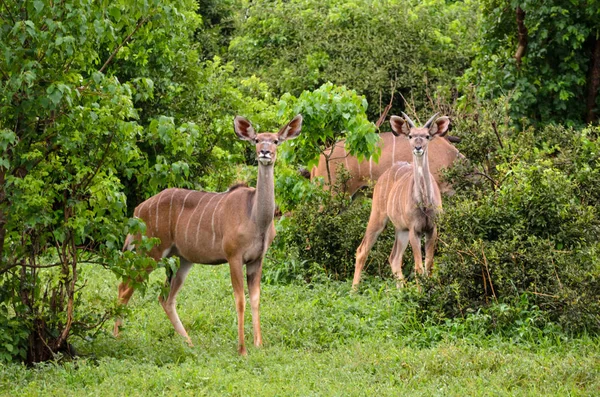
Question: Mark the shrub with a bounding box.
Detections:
[267,166,399,283]
[271,100,600,335]
[421,122,600,334]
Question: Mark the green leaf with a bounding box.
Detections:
[33,1,44,12]
[109,6,122,22]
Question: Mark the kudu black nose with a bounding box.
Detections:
[415,146,422,151]
[260,149,270,155]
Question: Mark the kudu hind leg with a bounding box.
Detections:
[160,260,194,346]
[246,259,264,348]
[353,214,388,288]
[113,235,156,337]
[389,229,409,287]
[113,281,136,337]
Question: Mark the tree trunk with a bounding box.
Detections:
[27,319,55,364]
[0,169,6,264]
[586,35,600,124]
[515,6,528,68]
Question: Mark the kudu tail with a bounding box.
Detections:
[122,234,136,252]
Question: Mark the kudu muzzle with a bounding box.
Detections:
[258,143,274,165]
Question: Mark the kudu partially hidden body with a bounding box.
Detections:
[353,113,449,288]
[113,115,303,355]
[310,123,461,196]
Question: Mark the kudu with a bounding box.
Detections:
[310,121,462,196]
[113,115,303,355]
[352,113,448,288]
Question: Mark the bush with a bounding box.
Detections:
[267,167,400,283]
[271,99,600,335]
[422,122,600,334]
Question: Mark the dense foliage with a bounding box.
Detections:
[0,0,199,363]
[278,82,379,169]
[428,116,600,333]
[230,0,479,119]
[464,0,600,125]
[269,167,396,284]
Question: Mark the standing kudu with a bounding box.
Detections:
[352,113,449,288]
[310,122,462,196]
[113,115,303,355]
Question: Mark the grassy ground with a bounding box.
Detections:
[1,264,598,396]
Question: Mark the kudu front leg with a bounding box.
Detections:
[229,257,248,355]
[246,259,264,348]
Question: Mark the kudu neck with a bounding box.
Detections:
[252,163,276,229]
[412,150,435,206]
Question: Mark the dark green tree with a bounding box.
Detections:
[462,0,600,125]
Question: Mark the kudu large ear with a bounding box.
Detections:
[234,116,257,141]
[390,115,411,137]
[278,114,303,141]
[428,116,450,137]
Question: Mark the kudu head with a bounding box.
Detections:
[234,115,303,165]
[390,113,450,158]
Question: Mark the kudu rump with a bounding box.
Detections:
[353,113,449,288]
[311,118,462,196]
[113,115,303,355]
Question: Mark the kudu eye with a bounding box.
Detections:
[254,138,259,144]
[426,135,430,140]
[408,135,413,139]
[274,140,279,145]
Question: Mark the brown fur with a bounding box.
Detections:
[311,132,463,195]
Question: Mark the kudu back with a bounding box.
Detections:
[311,124,462,196]
[114,115,303,355]
[353,113,448,288]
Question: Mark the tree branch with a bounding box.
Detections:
[0,66,9,81]
[0,0,16,25]
[78,129,116,192]
[375,79,397,128]
[399,92,419,123]
[98,15,151,74]
[491,120,504,149]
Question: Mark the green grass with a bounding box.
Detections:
[1,264,598,396]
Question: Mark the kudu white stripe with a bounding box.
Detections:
[210,194,228,248]
[174,190,194,241]
[167,189,176,240]
[190,193,218,245]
